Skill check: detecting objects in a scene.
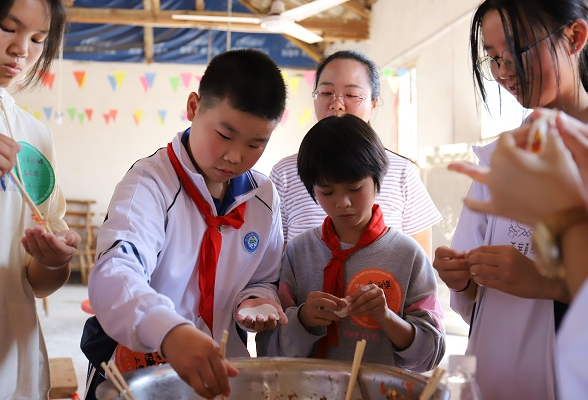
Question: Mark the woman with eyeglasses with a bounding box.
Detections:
[433,1,588,399]
[270,50,441,258]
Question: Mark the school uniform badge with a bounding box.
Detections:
[243,232,260,253]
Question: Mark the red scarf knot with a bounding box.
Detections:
[316,204,386,358]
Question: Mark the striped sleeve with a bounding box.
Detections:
[378,152,442,235]
[270,154,326,243]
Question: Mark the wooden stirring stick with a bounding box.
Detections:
[345,339,366,400]
[419,367,446,400]
[9,170,52,234]
[100,360,136,400]
[219,329,229,400]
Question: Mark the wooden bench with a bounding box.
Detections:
[49,357,78,399]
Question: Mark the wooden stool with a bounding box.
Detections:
[49,357,78,399]
[64,199,97,284]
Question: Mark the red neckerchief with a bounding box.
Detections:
[167,142,246,333]
[317,204,386,358]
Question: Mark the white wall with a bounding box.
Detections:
[332,0,482,148]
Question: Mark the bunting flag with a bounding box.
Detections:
[33,111,42,120]
[43,107,53,121]
[108,71,126,91]
[157,110,167,125]
[387,76,400,94]
[67,108,76,121]
[381,67,394,78]
[288,76,301,95]
[279,110,289,126]
[103,110,118,125]
[73,71,87,89]
[39,71,55,90]
[297,108,312,128]
[181,110,188,122]
[140,72,156,92]
[85,109,94,122]
[77,112,86,124]
[169,76,180,92]
[180,73,192,89]
[194,75,202,83]
[55,111,64,125]
[133,110,143,126]
[302,70,315,88]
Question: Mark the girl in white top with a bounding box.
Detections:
[270,50,441,258]
[0,1,81,398]
[449,109,588,400]
[433,0,588,398]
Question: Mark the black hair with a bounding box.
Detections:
[297,114,389,203]
[470,0,588,110]
[0,0,68,89]
[198,49,287,122]
[314,49,380,102]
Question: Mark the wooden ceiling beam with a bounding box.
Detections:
[341,0,370,19]
[66,8,369,41]
[142,0,158,63]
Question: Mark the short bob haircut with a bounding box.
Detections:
[297,114,388,203]
[198,49,287,123]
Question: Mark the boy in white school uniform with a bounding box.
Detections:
[82,49,288,399]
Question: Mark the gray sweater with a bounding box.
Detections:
[257,226,445,372]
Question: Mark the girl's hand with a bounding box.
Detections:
[432,246,471,292]
[298,291,347,329]
[449,127,587,226]
[346,284,390,324]
[557,111,588,191]
[236,298,287,332]
[22,227,81,269]
[467,245,568,302]
[0,135,21,178]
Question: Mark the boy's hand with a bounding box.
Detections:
[0,135,21,178]
[161,324,239,399]
[236,298,287,331]
[22,227,81,269]
[299,291,347,329]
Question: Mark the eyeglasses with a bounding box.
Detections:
[476,29,561,81]
[312,90,367,107]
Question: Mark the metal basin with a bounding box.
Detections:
[96,357,449,399]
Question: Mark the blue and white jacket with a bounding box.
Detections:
[89,130,283,358]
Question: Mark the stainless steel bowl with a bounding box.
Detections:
[96,357,449,399]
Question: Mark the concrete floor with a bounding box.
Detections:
[38,282,468,399]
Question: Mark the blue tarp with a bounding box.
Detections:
[64,0,317,68]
